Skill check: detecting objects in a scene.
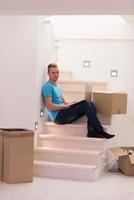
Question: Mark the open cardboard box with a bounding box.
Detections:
[110,147,134,176]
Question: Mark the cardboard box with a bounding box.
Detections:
[92,91,127,114]
[0,131,2,181]
[110,147,134,176]
[0,128,34,183]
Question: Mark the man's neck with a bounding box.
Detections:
[49,79,57,85]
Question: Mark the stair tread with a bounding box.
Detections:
[35,146,102,155]
[39,133,106,142]
[44,121,87,127]
[58,80,107,84]
[34,160,98,169]
[42,122,110,129]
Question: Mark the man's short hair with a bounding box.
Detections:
[47,63,58,72]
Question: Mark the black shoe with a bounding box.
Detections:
[99,130,115,139]
[87,130,105,139]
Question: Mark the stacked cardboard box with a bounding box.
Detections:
[92,91,127,114]
[110,147,134,176]
[0,129,34,183]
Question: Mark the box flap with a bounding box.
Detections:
[110,147,128,157]
[0,129,34,138]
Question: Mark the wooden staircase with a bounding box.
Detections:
[34,70,109,181]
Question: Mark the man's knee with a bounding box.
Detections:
[82,100,96,111]
[81,100,92,109]
[78,99,96,110]
[81,100,89,105]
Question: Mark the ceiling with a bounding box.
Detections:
[0,0,134,15]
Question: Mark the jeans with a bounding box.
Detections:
[54,100,103,133]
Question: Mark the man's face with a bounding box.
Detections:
[48,67,59,83]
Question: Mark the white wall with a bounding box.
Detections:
[51,15,134,39]
[35,16,56,125]
[0,16,38,129]
[0,15,55,129]
[0,16,37,128]
[57,39,130,87]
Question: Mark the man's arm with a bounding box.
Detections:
[62,97,69,105]
[45,96,70,110]
[62,97,77,105]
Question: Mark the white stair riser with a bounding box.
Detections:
[63,92,85,102]
[58,82,85,92]
[34,163,104,181]
[91,84,107,91]
[38,138,105,152]
[39,120,110,136]
[39,125,87,137]
[58,81,107,93]
[34,151,102,165]
[71,114,111,125]
[97,114,112,125]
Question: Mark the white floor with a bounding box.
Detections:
[0,172,134,200]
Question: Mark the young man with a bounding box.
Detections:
[42,63,115,139]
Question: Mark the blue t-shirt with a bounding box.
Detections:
[42,81,64,121]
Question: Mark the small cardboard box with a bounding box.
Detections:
[110,147,134,176]
[0,128,34,183]
[0,131,2,181]
[92,91,127,114]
